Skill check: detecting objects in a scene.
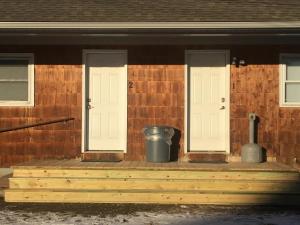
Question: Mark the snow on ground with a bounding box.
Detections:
[0,201,299,225]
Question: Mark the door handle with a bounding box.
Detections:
[87,98,94,109]
[220,106,225,110]
[87,104,94,110]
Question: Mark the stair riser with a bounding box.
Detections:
[12,169,300,181]
[9,178,300,194]
[5,190,300,205]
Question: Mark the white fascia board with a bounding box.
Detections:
[1,22,300,29]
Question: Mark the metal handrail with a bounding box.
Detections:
[0,117,75,133]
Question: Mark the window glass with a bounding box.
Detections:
[0,82,28,101]
[285,57,300,81]
[285,83,300,103]
[0,55,33,105]
[0,59,28,81]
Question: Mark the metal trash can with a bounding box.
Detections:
[143,126,174,163]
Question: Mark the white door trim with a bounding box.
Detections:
[184,50,230,153]
[81,49,128,153]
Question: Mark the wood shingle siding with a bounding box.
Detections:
[230,46,300,167]
[127,47,184,161]
[0,45,299,167]
[230,46,280,159]
[0,46,82,167]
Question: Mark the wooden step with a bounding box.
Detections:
[12,168,300,181]
[9,177,300,194]
[5,189,300,205]
[7,165,300,205]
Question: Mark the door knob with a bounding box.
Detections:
[220,106,225,110]
[87,104,94,110]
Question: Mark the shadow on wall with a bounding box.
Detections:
[255,116,267,162]
[249,115,267,162]
[170,128,181,161]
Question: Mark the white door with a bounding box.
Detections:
[85,51,127,151]
[186,51,229,152]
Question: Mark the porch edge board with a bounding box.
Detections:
[5,189,300,205]
[9,177,300,194]
[10,170,300,183]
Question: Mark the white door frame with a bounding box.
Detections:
[184,50,230,153]
[81,49,128,153]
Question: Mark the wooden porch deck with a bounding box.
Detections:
[12,159,297,171]
[5,160,300,205]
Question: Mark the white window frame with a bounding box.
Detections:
[0,53,34,106]
[280,53,300,107]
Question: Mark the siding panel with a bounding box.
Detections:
[0,45,299,167]
[0,46,82,167]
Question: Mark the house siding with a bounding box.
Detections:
[127,46,185,161]
[0,46,82,167]
[230,46,300,167]
[0,45,299,167]
[230,46,280,159]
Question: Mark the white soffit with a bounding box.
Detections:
[1,22,300,29]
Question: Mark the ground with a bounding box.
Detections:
[0,200,299,225]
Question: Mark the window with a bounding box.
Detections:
[0,53,34,106]
[280,54,300,107]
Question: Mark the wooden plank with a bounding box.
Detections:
[9,177,300,194]
[12,169,300,181]
[12,161,297,172]
[81,152,124,162]
[187,153,227,163]
[5,189,300,205]
[0,178,8,188]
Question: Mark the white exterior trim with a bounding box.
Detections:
[224,50,231,154]
[1,22,300,29]
[81,49,128,153]
[184,54,188,154]
[279,53,300,107]
[184,50,230,154]
[82,50,87,153]
[0,53,34,107]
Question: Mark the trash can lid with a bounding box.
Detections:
[143,125,175,137]
[144,125,174,130]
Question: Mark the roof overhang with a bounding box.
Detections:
[1,22,300,29]
[1,22,300,45]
